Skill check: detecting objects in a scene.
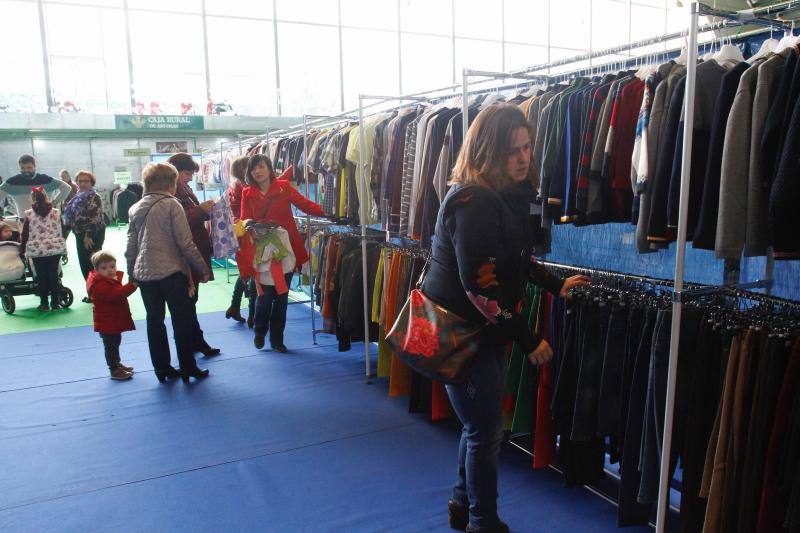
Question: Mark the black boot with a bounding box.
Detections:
[448,501,468,531]
[180,367,210,383]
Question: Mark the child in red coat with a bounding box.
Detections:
[86,250,138,380]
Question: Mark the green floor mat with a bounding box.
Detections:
[0,225,310,335]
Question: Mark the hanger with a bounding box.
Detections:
[748,35,779,63]
[715,32,745,67]
[775,20,798,53]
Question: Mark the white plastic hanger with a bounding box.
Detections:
[715,34,745,67]
[775,21,799,53]
[748,37,779,63]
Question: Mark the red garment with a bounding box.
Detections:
[228,179,245,223]
[756,337,800,533]
[431,382,452,421]
[86,270,136,334]
[175,182,214,282]
[609,78,645,222]
[240,176,324,267]
[533,292,557,469]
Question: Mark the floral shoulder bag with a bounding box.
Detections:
[385,255,481,384]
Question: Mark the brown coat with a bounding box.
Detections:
[174,182,214,282]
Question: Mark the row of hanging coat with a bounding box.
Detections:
[109,184,142,223]
[529,39,800,261]
[504,265,800,533]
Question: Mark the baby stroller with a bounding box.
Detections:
[0,241,73,314]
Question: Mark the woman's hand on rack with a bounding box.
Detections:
[528,339,553,366]
[559,275,590,298]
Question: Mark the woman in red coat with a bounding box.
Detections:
[240,154,324,352]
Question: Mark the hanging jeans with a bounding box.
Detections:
[446,342,508,530]
[618,308,657,527]
[254,272,294,347]
[139,272,199,374]
[638,308,701,504]
[31,254,61,305]
[74,226,106,280]
[597,303,630,463]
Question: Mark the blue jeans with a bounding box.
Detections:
[446,343,508,530]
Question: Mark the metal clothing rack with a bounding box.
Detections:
[450,4,798,532]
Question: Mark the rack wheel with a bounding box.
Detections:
[2,294,15,314]
[59,287,74,308]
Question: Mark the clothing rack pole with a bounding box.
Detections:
[656,4,699,532]
[302,114,318,344]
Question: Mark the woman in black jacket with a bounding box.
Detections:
[422,104,588,533]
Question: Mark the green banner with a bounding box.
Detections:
[115,115,204,130]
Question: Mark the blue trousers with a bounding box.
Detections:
[446,343,508,530]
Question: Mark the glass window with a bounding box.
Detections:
[591,0,630,51]
[128,0,200,13]
[549,0,590,50]
[401,33,453,94]
[275,0,337,25]
[631,3,666,42]
[400,0,451,36]
[277,22,339,115]
[667,4,691,33]
[454,0,501,40]
[128,11,206,115]
[44,4,130,113]
[341,28,398,109]
[454,38,502,74]
[505,0,548,46]
[205,0,272,18]
[0,1,47,112]
[207,17,276,116]
[504,43,548,72]
[45,0,123,6]
[341,0,397,30]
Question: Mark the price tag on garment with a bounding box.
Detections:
[113,171,132,185]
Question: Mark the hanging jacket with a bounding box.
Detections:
[423,180,564,355]
[240,175,324,267]
[86,270,136,335]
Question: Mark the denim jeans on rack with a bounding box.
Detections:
[637,308,701,505]
[680,318,725,533]
[446,342,508,530]
[597,303,630,462]
[617,306,646,460]
[618,307,657,527]
[571,301,611,441]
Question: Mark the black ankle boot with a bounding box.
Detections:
[155,366,180,383]
[448,500,468,531]
[180,367,209,383]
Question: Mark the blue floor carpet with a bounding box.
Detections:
[0,305,651,532]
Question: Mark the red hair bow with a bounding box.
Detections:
[31,186,45,193]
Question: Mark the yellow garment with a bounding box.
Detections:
[338,167,347,217]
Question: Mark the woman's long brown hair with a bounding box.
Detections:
[450,103,538,191]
